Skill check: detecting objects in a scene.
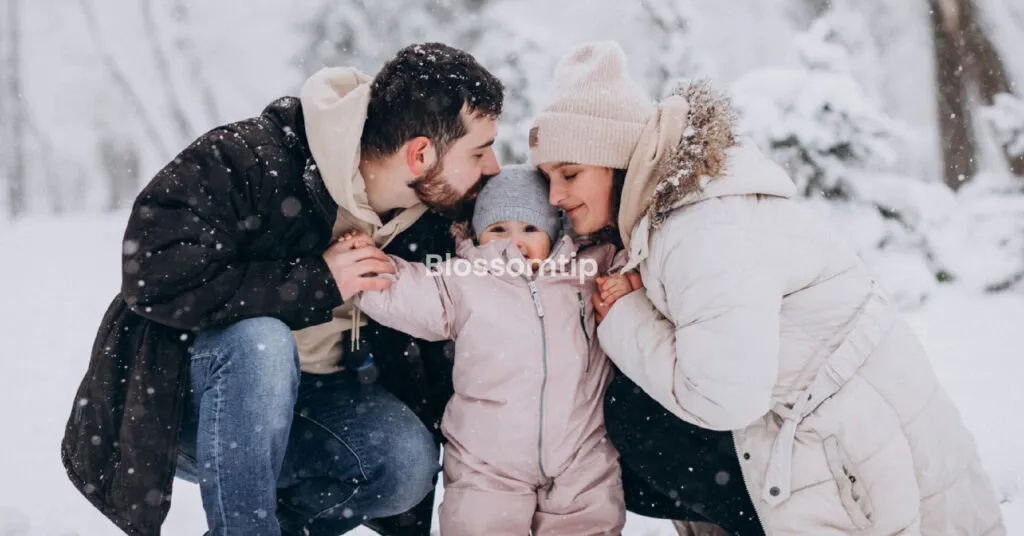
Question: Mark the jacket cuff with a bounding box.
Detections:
[597,289,657,364]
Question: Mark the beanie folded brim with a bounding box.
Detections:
[472,205,562,242]
[529,111,646,169]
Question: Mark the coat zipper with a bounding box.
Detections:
[525,277,552,491]
[577,292,592,373]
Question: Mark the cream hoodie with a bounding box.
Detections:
[292,67,428,373]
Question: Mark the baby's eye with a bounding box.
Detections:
[489,225,505,233]
[564,174,578,181]
[524,225,540,233]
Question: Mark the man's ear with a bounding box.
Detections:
[405,136,438,176]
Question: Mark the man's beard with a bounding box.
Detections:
[409,161,482,220]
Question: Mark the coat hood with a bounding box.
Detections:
[619,80,796,270]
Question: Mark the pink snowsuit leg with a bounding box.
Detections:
[532,440,625,536]
[439,441,625,536]
[438,446,538,536]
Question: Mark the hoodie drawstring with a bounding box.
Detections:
[346,306,378,383]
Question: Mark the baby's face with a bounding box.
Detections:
[479,220,552,261]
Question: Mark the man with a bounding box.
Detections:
[61,42,503,536]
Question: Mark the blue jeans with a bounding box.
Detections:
[175,317,440,536]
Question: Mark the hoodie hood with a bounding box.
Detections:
[299,67,428,242]
[292,67,428,371]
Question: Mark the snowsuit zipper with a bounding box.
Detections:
[525,277,551,488]
[577,292,592,373]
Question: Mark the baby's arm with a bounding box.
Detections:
[344,232,457,342]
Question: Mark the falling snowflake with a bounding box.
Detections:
[281,197,303,217]
[123,240,140,255]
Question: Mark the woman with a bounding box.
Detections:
[528,41,1005,535]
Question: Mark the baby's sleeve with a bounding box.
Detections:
[357,256,457,341]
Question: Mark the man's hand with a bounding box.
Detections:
[323,231,395,301]
[593,271,644,324]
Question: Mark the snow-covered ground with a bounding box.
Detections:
[1,213,1021,535]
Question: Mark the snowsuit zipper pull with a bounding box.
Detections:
[578,292,592,373]
[528,280,545,317]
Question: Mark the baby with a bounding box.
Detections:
[344,165,633,535]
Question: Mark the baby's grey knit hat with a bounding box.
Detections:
[471,164,562,241]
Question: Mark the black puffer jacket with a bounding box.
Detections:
[60,97,455,536]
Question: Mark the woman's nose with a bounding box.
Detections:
[548,180,567,206]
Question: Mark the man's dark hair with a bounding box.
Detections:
[361,42,504,160]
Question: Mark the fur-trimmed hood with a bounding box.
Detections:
[618,81,797,270]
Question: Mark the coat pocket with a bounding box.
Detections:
[823,435,874,530]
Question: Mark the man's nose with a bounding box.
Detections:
[483,152,500,176]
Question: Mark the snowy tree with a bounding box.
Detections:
[298,0,549,164]
[53,0,246,215]
[732,4,1024,300]
[929,0,1024,188]
[0,0,26,219]
[78,0,172,159]
[137,0,223,146]
[993,97,1024,159]
[469,6,550,163]
[636,0,707,99]
[982,93,1024,168]
[732,8,953,305]
[95,121,142,211]
[298,0,489,75]
[732,9,905,200]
